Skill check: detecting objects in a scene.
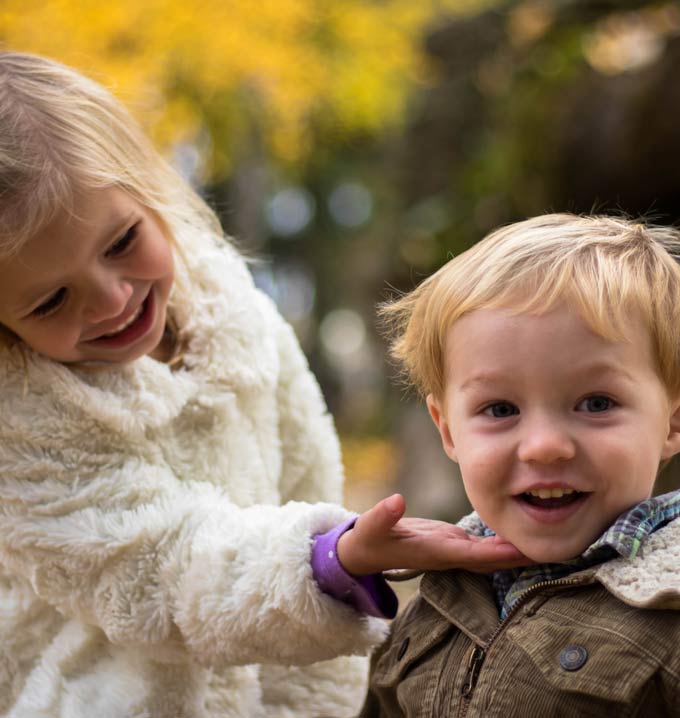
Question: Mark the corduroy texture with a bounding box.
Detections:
[0,230,387,717]
[360,514,680,717]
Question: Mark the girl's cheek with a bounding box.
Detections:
[48,324,78,348]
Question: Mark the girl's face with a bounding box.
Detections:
[0,186,174,364]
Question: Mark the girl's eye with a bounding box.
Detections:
[483,402,519,418]
[105,224,138,258]
[32,287,67,317]
[576,395,614,413]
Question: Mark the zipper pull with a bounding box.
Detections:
[461,646,485,697]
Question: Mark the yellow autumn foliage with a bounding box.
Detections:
[0,0,492,175]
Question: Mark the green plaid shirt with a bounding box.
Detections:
[486,490,680,619]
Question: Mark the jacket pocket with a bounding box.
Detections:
[507,618,659,704]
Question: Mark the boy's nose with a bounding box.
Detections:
[517,421,576,464]
[83,276,134,324]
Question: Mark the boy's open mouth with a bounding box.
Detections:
[520,488,586,510]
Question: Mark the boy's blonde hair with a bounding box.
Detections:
[382,214,680,400]
[0,51,222,258]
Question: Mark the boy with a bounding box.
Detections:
[350,214,680,716]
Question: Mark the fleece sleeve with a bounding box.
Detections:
[0,451,387,669]
[0,373,387,671]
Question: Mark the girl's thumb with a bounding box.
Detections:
[380,493,405,526]
[356,494,405,540]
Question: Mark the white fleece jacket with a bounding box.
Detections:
[0,229,388,717]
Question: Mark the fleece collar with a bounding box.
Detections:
[1,232,278,434]
[456,510,680,610]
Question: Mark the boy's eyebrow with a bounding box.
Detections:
[574,361,636,379]
[555,361,639,386]
[459,363,637,392]
[458,372,507,392]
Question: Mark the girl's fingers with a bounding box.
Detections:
[435,535,530,571]
[467,543,533,570]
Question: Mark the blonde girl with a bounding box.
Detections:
[0,52,524,717]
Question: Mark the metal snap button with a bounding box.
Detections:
[397,637,410,660]
[559,644,588,671]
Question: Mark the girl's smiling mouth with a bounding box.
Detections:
[99,302,144,337]
[85,290,155,348]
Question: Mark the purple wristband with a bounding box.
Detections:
[311,517,398,619]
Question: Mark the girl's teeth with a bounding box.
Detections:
[103,304,143,337]
[527,487,575,499]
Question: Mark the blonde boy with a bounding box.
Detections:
[359,214,680,717]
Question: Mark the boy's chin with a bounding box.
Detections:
[511,538,589,564]
[483,516,600,564]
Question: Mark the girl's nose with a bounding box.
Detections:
[83,276,134,324]
[517,419,576,464]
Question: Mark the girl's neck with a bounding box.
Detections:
[149,331,175,363]
[149,320,184,367]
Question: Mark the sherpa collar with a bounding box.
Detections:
[457,508,680,611]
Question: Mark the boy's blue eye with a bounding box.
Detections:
[32,287,67,317]
[105,224,138,258]
[577,395,614,413]
[483,402,519,418]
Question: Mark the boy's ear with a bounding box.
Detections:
[426,393,458,463]
[662,400,680,459]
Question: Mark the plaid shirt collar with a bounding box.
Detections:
[486,489,680,620]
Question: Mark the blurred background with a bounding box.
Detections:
[4,0,680,526]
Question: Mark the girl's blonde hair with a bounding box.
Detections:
[381,214,680,400]
[0,51,229,359]
[0,51,223,258]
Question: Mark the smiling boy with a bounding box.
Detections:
[359,214,680,717]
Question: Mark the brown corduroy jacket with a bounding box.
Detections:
[359,515,680,718]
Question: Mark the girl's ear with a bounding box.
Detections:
[426,393,458,463]
[662,399,680,459]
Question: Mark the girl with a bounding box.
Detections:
[0,52,524,717]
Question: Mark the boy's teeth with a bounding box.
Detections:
[527,488,574,499]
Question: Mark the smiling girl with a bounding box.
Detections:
[0,187,174,363]
[0,52,526,718]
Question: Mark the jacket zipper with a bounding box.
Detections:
[455,575,588,718]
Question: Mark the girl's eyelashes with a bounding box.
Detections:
[32,287,67,317]
[105,222,139,258]
[575,395,616,413]
[482,401,519,418]
[29,222,140,319]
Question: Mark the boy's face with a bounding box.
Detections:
[427,304,680,563]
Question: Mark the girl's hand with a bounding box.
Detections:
[336,493,531,576]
